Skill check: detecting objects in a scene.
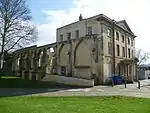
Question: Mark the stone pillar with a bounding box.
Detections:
[133,64,136,81]
[36,68,41,80]
[131,64,135,81]
[12,58,15,73]
[16,72,20,77]
[128,64,131,81]
[127,64,133,82]
[44,48,48,66]
[54,46,58,74]
[121,63,124,75]
[43,49,47,75]
[36,72,40,80]
[67,40,72,76]
[22,71,25,79]
[124,64,128,79]
[36,73,39,80]
[31,58,33,69]
[29,70,32,80]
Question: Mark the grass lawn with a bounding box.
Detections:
[0,96,150,113]
[0,75,68,88]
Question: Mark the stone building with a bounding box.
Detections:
[12,14,137,86]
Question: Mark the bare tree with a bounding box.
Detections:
[0,0,38,69]
[136,49,150,65]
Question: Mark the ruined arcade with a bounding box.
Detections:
[12,14,137,86]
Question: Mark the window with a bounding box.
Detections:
[122,47,125,57]
[116,32,119,40]
[128,48,130,58]
[128,37,130,45]
[117,44,120,56]
[87,26,92,35]
[131,39,133,46]
[75,30,79,38]
[107,29,111,37]
[122,35,125,43]
[67,32,71,40]
[108,42,112,55]
[60,34,63,41]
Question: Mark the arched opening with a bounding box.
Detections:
[50,47,54,53]
[74,39,91,79]
[59,44,68,66]
[58,44,68,76]
[24,52,28,70]
[23,52,30,80]
[46,47,57,74]
[17,54,20,70]
[74,40,91,67]
[31,51,36,69]
[39,51,43,67]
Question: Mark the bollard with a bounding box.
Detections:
[125,80,127,88]
[138,81,140,89]
[112,77,114,87]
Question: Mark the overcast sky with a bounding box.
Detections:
[27,0,150,54]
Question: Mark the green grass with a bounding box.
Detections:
[0,76,19,79]
[0,75,67,88]
[0,96,150,113]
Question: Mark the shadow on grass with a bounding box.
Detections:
[0,76,91,97]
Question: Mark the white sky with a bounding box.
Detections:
[37,0,150,54]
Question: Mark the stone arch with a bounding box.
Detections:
[58,44,64,62]
[50,47,54,53]
[43,48,47,65]
[53,45,57,53]
[31,50,36,58]
[17,54,20,67]
[46,47,54,63]
[46,46,57,74]
[16,54,21,71]
[59,44,68,66]
[24,52,28,59]
[19,53,24,70]
[31,51,36,69]
[74,39,91,67]
[23,52,28,70]
[46,47,54,74]
[37,49,43,67]
[28,52,31,68]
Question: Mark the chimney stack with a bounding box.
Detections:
[79,14,83,21]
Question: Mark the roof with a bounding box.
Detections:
[116,20,134,35]
[139,64,150,68]
[139,64,150,70]
[57,14,103,30]
[13,45,37,53]
[57,14,136,37]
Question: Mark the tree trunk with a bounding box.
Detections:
[1,36,5,69]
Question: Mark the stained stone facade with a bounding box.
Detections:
[12,14,137,86]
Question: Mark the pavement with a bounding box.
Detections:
[1,80,150,98]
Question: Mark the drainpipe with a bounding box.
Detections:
[112,20,115,87]
[124,32,127,88]
[85,19,88,35]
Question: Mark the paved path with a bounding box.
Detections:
[1,80,150,98]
